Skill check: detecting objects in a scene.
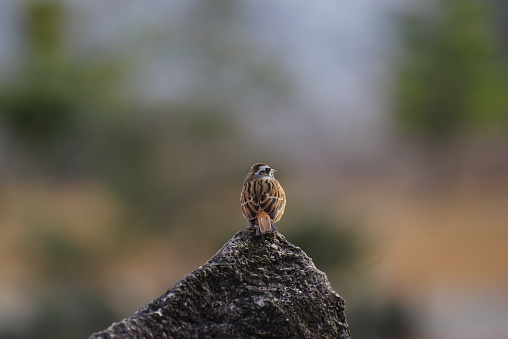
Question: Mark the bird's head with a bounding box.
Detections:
[250,163,276,179]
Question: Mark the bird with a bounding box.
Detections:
[240,163,286,235]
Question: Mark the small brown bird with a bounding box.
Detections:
[241,163,286,235]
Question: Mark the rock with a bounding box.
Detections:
[89,228,351,338]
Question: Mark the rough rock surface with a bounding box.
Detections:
[89,228,351,339]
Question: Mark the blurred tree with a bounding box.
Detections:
[0,1,73,147]
[0,0,125,176]
[285,217,361,272]
[393,0,508,185]
[395,0,508,140]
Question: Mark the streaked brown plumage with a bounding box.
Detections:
[240,163,286,235]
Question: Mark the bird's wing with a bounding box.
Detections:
[240,183,259,221]
[261,180,286,222]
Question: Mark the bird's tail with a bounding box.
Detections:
[257,212,272,234]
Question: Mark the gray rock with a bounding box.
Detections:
[90,228,351,338]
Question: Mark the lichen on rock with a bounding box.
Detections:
[90,228,350,339]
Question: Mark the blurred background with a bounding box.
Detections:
[1,0,508,338]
